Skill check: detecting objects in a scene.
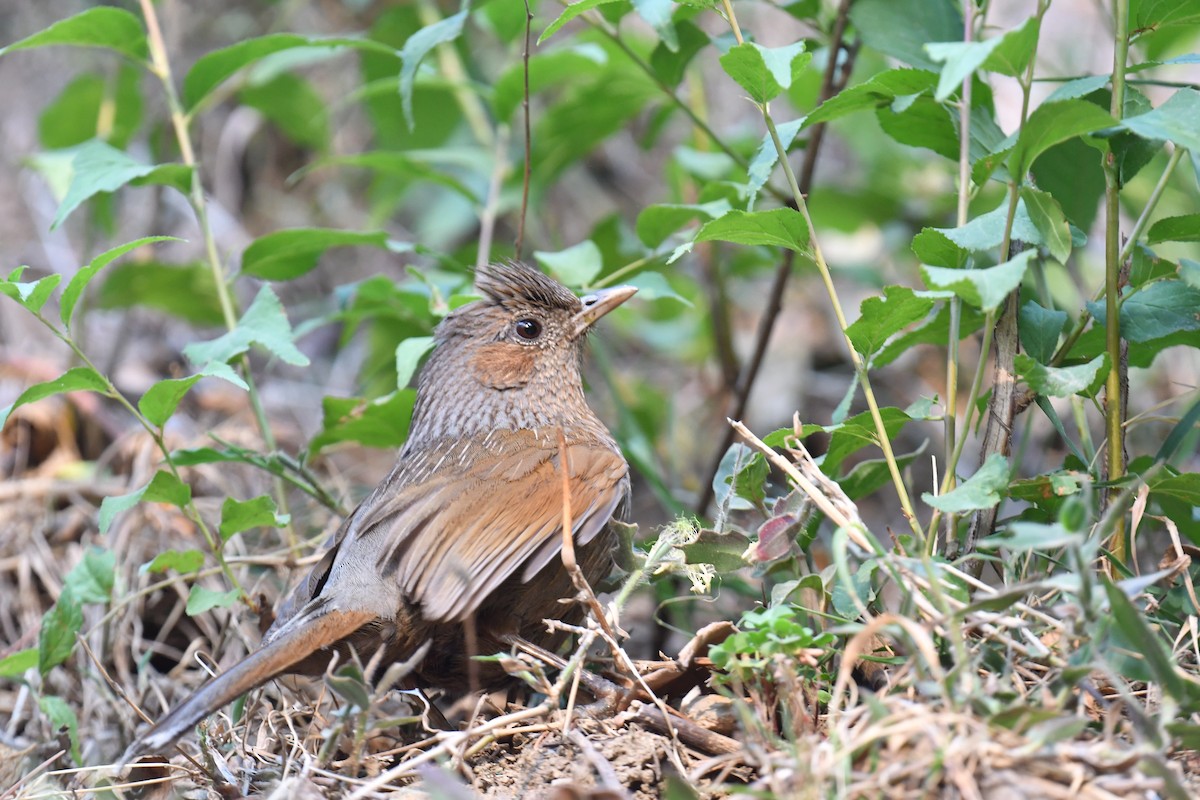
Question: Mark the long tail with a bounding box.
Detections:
[121,606,376,763]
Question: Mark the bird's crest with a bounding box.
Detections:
[474,261,580,312]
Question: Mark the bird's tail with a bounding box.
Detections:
[121,606,375,763]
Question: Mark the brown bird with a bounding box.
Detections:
[123,261,635,759]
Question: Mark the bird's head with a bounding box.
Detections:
[409,261,635,439]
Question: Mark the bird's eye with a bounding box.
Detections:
[514,318,543,341]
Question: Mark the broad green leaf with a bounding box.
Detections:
[186,585,242,616]
[184,35,392,111]
[395,336,435,388]
[804,68,938,128]
[1009,99,1116,178]
[494,44,609,121]
[1147,214,1200,244]
[0,366,109,431]
[935,199,1043,252]
[648,20,708,89]
[0,269,62,314]
[694,209,809,252]
[400,8,468,128]
[38,695,80,764]
[0,7,148,61]
[61,236,177,328]
[185,284,310,367]
[849,0,962,71]
[923,453,1009,512]
[682,529,751,573]
[1020,187,1072,262]
[875,94,959,159]
[921,250,1035,312]
[97,261,223,325]
[38,589,82,677]
[142,548,205,575]
[1181,258,1200,289]
[982,14,1040,77]
[785,407,915,476]
[747,119,803,207]
[1150,473,1200,505]
[220,495,289,541]
[535,241,604,287]
[626,272,693,306]
[239,73,329,150]
[310,390,415,453]
[98,470,192,535]
[1089,280,1200,342]
[63,548,115,604]
[1134,0,1200,29]
[926,16,1040,103]
[1103,579,1192,703]
[1045,75,1110,103]
[876,301,985,368]
[1018,300,1068,364]
[719,42,811,104]
[636,200,732,247]
[241,228,392,280]
[982,521,1083,551]
[633,0,677,51]
[38,67,142,150]
[311,151,480,202]
[1016,353,1107,397]
[52,141,188,230]
[540,0,626,43]
[1032,138,1106,231]
[912,228,967,269]
[0,648,37,678]
[846,286,935,358]
[139,376,202,428]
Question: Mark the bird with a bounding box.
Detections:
[122,261,636,760]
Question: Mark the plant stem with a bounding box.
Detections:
[719,0,922,539]
[1103,0,1130,563]
[138,0,299,550]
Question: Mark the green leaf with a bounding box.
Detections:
[1016,353,1107,397]
[238,72,329,150]
[138,376,202,428]
[921,250,1035,312]
[805,68,938,127]
[926,16,1039,103]
[142,548,205,575]
[1134,0,1200,30]
[0,7,148,61]
[0,366,109,431]
[61,236,177,328]
[241,228,392,280]
[184,34,392,111]
[694,208,809,252]
[747,119,803,206]
[395,336,435,389]
[1150,473,1200,505]
[64,548,115,604]
[38,589,82,677]
[0,648,38,678]
[494,44,609,121]
[39,695,81,764]
[1018,300,1068,364]
[186,585,242,616]
[97,261,223,325]
[626,272,693,306]
[52,141,188,230]
[912,228,968,269]
[534,241,604,287]
[1019,187,1072,262]
[184,284,310,368]
[849,0,962,71]
[38,68,142,150]
[311,151,480,203]
[981,14,1040,78]
[632,0,677,50]
[682,529,751,573]
[310,390,415,453]
[648,20,708,89]
[1181,259,1200,290]
[636,200,731,247]
[1148,214,1200,244]
[1009,99,1116,178]
[1103,579,1191,703]
[719,42,811,104]
[982,521,1084,551]
[1089,280,1200,342]
[220,495,289,541]
[846,286,936,358]
[400,8,468,128]
[98,470,192,535]
[540,0,626,44]
[923,453,1009,512]
[0,269,62,314]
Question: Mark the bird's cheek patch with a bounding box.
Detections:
[471,342,537,389]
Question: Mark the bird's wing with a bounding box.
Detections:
[342,428,627,622]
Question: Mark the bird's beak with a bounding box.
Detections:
[573,285,637,338]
